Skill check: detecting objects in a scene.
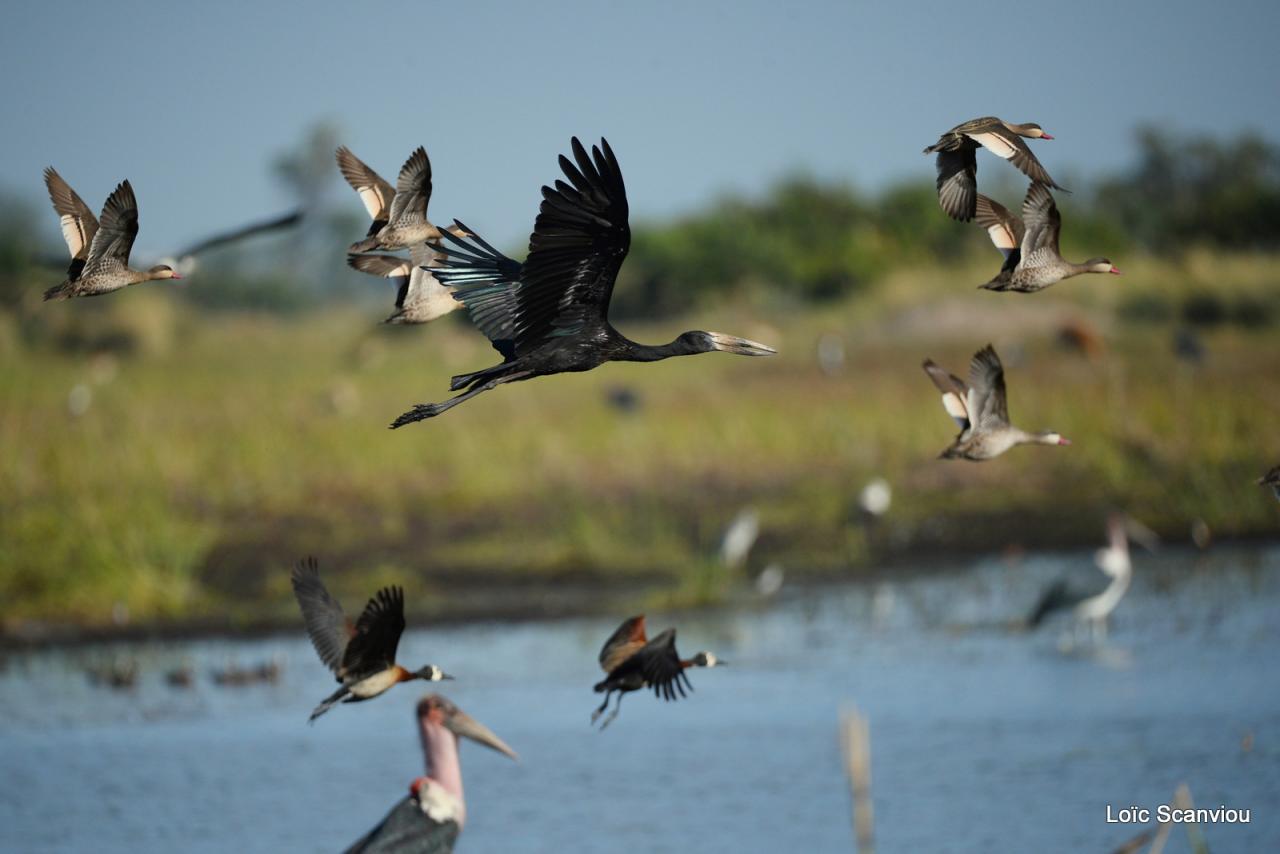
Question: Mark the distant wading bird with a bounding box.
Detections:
[974,183,1119,292]
[338,145,447,253]
[924,117,1065,222]
[591,615,724,730]
[346,695,518,854]
[922,344,1070,461]
[389,138,776,427]
[291,558,452,722]
[1028,514,1133,640]
[42,169,181,300]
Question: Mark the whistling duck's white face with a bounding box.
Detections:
[1040,432,1071,446]
[415,664,452,682]
[1086,258,1121,275]
[1022,123,1053,139]
[693,651,723,668]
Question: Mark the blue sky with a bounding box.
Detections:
[3,0,1277,255]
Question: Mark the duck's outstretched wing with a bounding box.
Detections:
[387,146,432,227]
[82,180,139,275]
[598,615,648,674]
[290,557,353,675]
[343,585,407,677]
[1019,182,1062,265]
[636,629,693,701]
[935,146,978,222]
[337,146,396,234]
[967,344,1010,430]
[922,359,971,430]
[43,168,99,269]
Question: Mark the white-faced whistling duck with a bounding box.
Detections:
[921,344,1070,461]
[291,557,451,722]
[591,615,724,730]
[388,137,777,427]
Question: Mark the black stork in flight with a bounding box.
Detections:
[388,137,777,428]
[591,615,725,730]
[291,558,452,722]
[346,694,518,854]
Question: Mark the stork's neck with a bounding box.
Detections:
[620,339,692,362]
[420,718,466,829]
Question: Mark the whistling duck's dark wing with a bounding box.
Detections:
[967,344,1010,430]
[599,614,648,673]
[922,359,971,430]
[636,629,692,701]
[43,168,99,262]
[345,795,459,854]
[1019,182,1062,260]
[173,210,303,259]
[291,557,353,674]
[935,146,978,222]
[337,146,397,234]
[387,147,432,226]
[343,585,407,675]
[83,180,139,273]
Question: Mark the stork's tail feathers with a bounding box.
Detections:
[308,685,350,723]
[449,364,509,392]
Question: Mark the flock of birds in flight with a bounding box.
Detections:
[37,116,1279,850]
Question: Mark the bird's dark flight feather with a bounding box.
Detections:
[290,557,352,675]
[342,585,406,679]
[431,137,630,357]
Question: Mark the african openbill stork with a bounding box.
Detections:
[345,694,518,854]
[291,558,452,722]
[388,137,776,427]
[591,615,725,730]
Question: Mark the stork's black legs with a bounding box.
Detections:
[390,371,531,428]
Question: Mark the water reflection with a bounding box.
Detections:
[1,545,1278,852]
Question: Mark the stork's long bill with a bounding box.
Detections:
[706,333,777,356]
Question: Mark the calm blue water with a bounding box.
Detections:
[2,545,1278,853]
